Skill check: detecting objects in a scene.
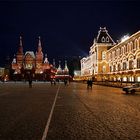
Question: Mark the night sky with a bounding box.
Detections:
[0,1,140,66]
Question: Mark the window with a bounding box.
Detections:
[113,65,116,72]
[129,60,133,70]
[101,37,105,42]
[137,58,140,68]
[118,64,121,71]
[123,62,127,70]
[102,51,106,60]
[106,37,109,42]
[110,66,112,72]
[102,65,106,73]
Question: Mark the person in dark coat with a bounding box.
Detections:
[87,79,93,89]
[28,76,32,88]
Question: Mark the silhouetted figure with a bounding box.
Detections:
[51,79,56,85]
[87,79,93,89]
[28,76,32,88]
[53,79,56,85]
[64,79,68,86]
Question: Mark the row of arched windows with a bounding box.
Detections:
[109,58,140,72]
[109,38,140,60]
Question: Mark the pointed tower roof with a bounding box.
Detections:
[96,27,115,44]
[18,36,23,54]
[12,54,16,64]
[57,61,63,75]
[37,36,42,52]
[64,60,69,72]
[53,59,56,68]
[44,54,49,63]
[57,61,62,71]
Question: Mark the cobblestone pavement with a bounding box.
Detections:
[0,82,58,140]
[0,82,140,140]
[47,83,140,140]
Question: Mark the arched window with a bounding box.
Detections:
[128,43,131,51]
[123,62,127,70]
[119,48,121,55]
[101,37,105,42]
[137,58,140,68]
[110,66,112,72]
[129,60,133,70]
[124,45,126,53]
[127,43,129,52]
[102,65,106,73]
[121,47,124,54]
[118,64,121,71]
[130,42,134,50]
[106,37,109,42]
[102,51,106,60]
[113,65,116,72]
[134,39,137,50]
[137,39,140,49]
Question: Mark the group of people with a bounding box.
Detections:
[50,79,69,86]
[27,76,92,89]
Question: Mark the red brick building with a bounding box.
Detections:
[11,36,56,81]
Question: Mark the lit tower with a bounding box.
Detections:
[16,36,24,65]
[63,60,69,75]
[36,36,43,69]
[53,59,56,68]
[57,61,62,75]
[44,54,49,64]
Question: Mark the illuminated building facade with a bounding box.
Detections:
[107,31,140,82]
[11,36,56,81]
[55,60,70,80]
[80,27,140,83]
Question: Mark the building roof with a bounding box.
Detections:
[96,27,115,44]
[25,51,35,59]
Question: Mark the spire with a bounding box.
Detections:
[58,61,62,70]
[37,36,42,52]
[53,59,56,67]
[12,54,16,64]
[64,60,69,72]
[44,53,49,63]
[18,36,23,53]
[19,36,22,47]
[57,61,62,75]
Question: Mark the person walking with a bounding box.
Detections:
[87,79,93,89]
[28,75,32,88]
[64,79,68,86]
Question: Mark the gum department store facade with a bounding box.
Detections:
[80,27,140,83]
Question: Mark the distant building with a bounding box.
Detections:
[11,36,56,81]
[55,60,70,80]
[80,27,140,83]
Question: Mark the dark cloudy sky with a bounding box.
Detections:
[0,0,140,66]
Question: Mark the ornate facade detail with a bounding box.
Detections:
[11,36,56,80]
[80,27,140,82]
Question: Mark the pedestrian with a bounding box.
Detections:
[28,76,32,88]
[53,79,56,85]
[87,79,93,89]
[64,79,67,86]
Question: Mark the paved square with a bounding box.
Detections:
[0,82,140,140]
